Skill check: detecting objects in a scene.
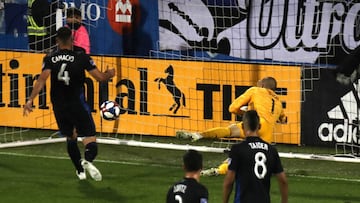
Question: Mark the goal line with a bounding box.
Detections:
[0,136,359,164]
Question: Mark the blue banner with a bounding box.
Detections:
[81,0,158,55]
[0,0,159,56]
[0,0,28,50]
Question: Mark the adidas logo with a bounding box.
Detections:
[318,85,360,144]
[327,89,358,121]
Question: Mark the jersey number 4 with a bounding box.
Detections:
[57,63,70,85]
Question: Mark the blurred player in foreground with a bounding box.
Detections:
[23,27,115,181]
[223,110,288,203]
[166,149,209,203]
[177,77,287,175]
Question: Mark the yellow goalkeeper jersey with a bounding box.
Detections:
[229,87,286,126]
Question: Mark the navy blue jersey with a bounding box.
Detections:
[228,136,283,203]
[42,48,96,106]
[166,178,208,203]
[42,47,97,137]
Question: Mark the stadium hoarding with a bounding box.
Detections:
[302,68,360,147]
[0,51,301,144]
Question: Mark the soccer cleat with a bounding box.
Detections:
[76,170,86,180]
[176,130,203,142]
[190,132,203,142]
[176,130,192,139]
[81,160,102,181]
[200,168,219,177]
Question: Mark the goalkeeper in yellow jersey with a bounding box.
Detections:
[176,77,287,175]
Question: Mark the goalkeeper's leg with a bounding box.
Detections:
[200,127,231,139]
[200,123,245,139]
[201,158,230,176]
[177,123,244,141]
[217,158,230,175]
[258,118,275,144]
[176,127,232,142]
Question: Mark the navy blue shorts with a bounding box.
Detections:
[53,101,96,137]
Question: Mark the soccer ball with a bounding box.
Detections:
[240,106,248,111]
[100,100,120,120]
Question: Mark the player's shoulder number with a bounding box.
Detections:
[173,195,207,203]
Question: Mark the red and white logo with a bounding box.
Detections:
[107,0,141,35]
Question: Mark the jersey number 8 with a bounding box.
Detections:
[254,152,267,179]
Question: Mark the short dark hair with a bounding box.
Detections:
[242,110,260,131]
[262,77,277,90]
[183,149,203,172]
[66,7,82,17]
[56,27,72,42]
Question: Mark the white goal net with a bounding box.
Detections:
[1,0,360,163]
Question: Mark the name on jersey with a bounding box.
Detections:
[51,55,75,63]
[173,184,187,193]
[248,142,268,151]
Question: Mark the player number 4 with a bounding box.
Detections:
[57,63,70,85]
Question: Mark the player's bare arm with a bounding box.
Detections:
[276,172,288,203]
[88,68,115,82]
[222,169,235,203]
[23,69,51,116]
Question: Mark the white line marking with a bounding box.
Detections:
[0,151,173,168]
[290,174,360,183]
[1,151,360,182]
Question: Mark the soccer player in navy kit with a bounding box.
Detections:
[166,149,208,203]
[223,110,288,203]
[23,27,115,181]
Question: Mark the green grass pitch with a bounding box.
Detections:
[0,130,360,202]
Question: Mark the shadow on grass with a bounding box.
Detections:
[77,181,124,203]
[289,190,360,203]
[0,162,23,173]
